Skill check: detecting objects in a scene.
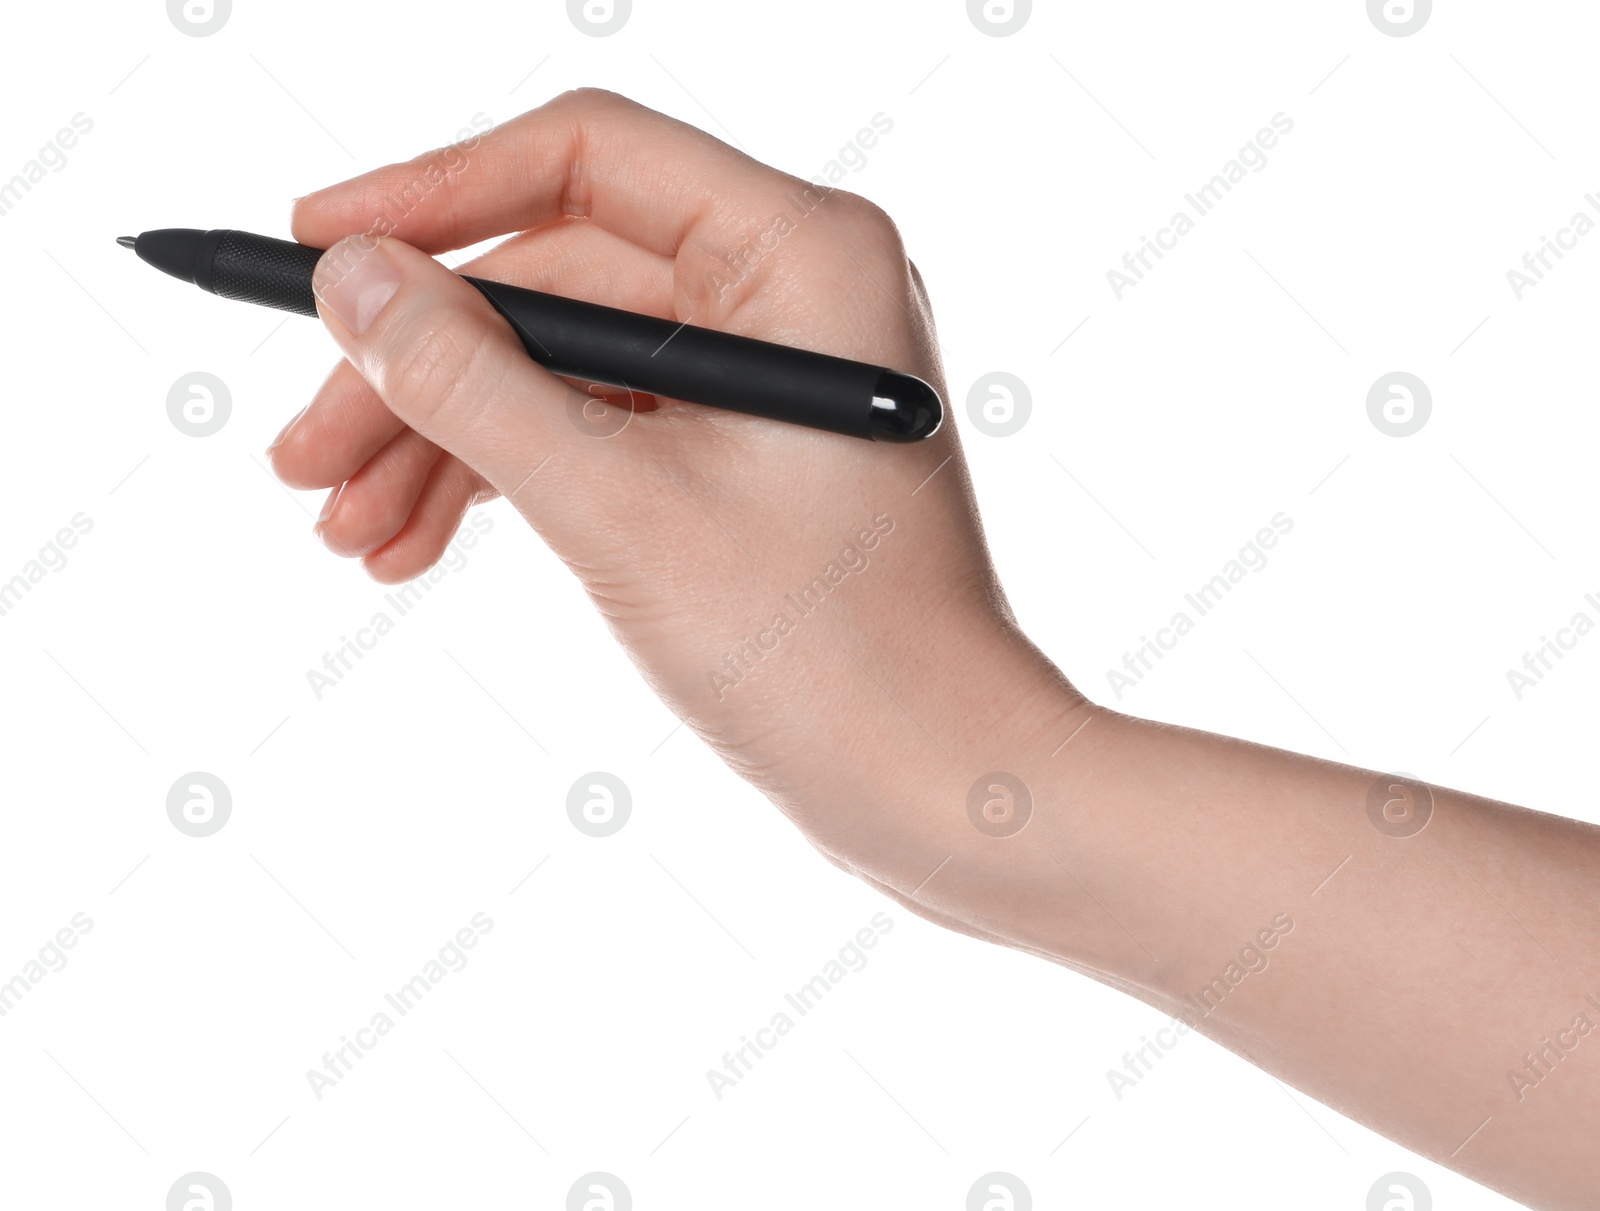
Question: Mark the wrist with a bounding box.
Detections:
[811,610,1115,963]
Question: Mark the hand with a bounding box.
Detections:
[267,88,1083,902]
[268,90,1600,1208]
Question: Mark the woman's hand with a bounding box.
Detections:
[268,89,1600,1208]
[266,87,1085,905]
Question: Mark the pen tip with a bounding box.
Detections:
[116,234,137,249]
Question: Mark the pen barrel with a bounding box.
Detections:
[466,277,886,440]
[170,230,935,439]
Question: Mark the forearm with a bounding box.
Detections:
[1067,713,1598,1205]
[863,624,1600,1209]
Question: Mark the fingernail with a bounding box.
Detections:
[318,483,343,523]
[266,406,308,455]
[314,238,402,336]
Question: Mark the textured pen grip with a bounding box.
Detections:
[209,230,323,316]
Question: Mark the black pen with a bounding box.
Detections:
[117,228,942,442]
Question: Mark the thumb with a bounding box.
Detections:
[310,234,574,495]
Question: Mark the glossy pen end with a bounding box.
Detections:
[866,370,942,441]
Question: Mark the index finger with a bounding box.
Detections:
[290,88,798,261]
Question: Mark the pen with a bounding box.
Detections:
[118,228,942,443]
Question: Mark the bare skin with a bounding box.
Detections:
[267,88,1600,1210]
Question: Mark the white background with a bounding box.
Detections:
[1,1,1594,1207]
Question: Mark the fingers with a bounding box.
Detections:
[312,427,442,558]
[270,218,673,491]
[291,88,794,262]
[310,232,604,501]
[268,358,395,491]
[359,454,492,585]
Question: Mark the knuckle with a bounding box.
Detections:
[819,191,912,285]
[822,192,916,307]
[830,190,903,247]
[552,86,630,116]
